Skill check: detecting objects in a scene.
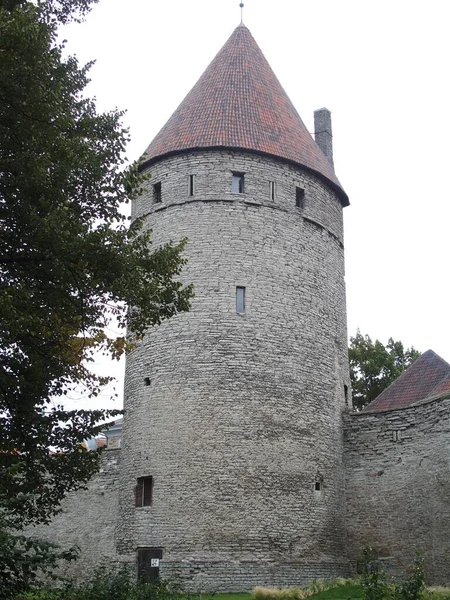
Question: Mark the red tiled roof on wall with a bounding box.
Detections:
[363,350,450,413]
[141,24,348,206]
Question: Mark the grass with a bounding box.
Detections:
[424,591,450,600]
[213,584,450,600]
[15,579,450,600]
[205,587,361,600]
[214,595,252,600]
[305,585,363,600]
[252,579,359,600]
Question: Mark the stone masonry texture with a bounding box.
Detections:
[26,450,123,581]
[345,394,450,585]
[117,149,351,590]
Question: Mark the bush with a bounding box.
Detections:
[393,554,425,600]
[359,546,388,600]
[15,568,185,600]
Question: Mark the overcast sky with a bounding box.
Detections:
[61,0,450,410]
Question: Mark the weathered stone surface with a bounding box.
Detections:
[344,394,450,584]
[118,149,351,589]
[26,450,123,580]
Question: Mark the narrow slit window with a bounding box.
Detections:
[236,286,246,313]
[144,377,151,387]
[135,476,153,507]
[269,181,276,201]
[232,172,245,194]
[188,174,196,196]
[153,182,162,203]
[314,475,323,496]
[296,186,305,208]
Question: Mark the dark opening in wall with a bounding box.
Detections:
[137,547,163,583]
[153,182,162,203]
[135,476,153,507]
[314,475,323,494]
[188,174,195,196]
[144,377,151,387]
[269,180,276,201]
[296,186,305,208]
[344,384,349,405]
[232,172,245,194]
[236,286,245,313]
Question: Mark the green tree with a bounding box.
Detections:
[0,0,193,594]
[349,330,420,410]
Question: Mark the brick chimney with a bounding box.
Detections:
[314,107,334,170]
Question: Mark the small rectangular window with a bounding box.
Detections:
[296,186,305,208]
[236,286,245,313]
[232,172,245,194]
[135,476,153,507]
[153,182,162,203]
[269,181,276,201]
[188,174,196,196]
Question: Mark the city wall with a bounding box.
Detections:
[344,394,450,584]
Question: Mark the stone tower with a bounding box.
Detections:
[118,24,351,591]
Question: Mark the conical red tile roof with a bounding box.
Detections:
[141,24,348,206]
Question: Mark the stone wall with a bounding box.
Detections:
[119,149,351,590]
[26,449,122,582]
[344,394,450,584]
[160,560,352,592]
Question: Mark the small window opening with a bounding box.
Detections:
[135,476,153,507]
[269,181,276,201]
[144,377,151,387]
[153,182,162,203]
[296,186,305,208]
[232,172,245,194]
[344,384,349,405]
[314,475,323,494]
[188,174,196,196]
[236,286,245,313]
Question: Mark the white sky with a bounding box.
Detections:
[61,0,450,410]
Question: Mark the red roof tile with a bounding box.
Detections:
[428,372,450,397]
[363,350,450,413]
[141,24,348,206]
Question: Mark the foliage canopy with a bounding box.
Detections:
[0,0,193,594]
[349,330,420,410]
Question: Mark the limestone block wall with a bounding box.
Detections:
[26,449,122,581]
[119,149,351,590]
[344,395,450,585]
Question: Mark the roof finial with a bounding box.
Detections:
[239,2,244,24]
